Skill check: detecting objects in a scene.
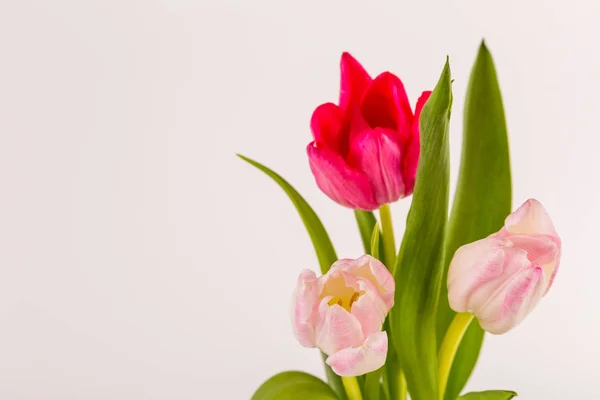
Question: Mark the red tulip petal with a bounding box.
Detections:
[307,143,378,210]
[339,52,372,111]
[311,103,345,153]
[347,128,406,205]
[360,72,413,135]
[403,91,431,195]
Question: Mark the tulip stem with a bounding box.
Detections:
[379,204,405,400]
[342,376,363,400]
[379,204,396,272]
[398,371,407,400]
[438,312,475,400]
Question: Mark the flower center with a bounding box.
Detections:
[327,292,361,311]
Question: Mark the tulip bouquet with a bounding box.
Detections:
[239,42,561,400]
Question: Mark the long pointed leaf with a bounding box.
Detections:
[238,154,345,399]
[238,154,337,275]
[390,59,452,400]
[436,41,512,400]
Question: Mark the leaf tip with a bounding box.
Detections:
[236,153,252,164]
[477,39,494,62]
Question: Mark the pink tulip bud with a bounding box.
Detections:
[291,255,394,376]
[307,52,431,211]
[447,199,561,334]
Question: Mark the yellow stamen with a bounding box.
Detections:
[328,297,342,307]
[349,292,361,307]
[327,293,362,311]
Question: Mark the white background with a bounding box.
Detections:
[0,0,598,399]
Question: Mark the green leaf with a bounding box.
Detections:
[237,154,337,274]
[457,390,517,400]
[354,210,385,264]
[251,371,339,400]
[437,41,512,400]
[389,58,453,400]
[364,368,382,400]
[239,154,345,399]
[370,222,381,260]
[354,211,376,254]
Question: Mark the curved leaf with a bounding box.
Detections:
[390,58,452,400]
[239,154,345,399]
[458,390,517,400]
[237,154,337,274]
[252,371,339,400]
[436,41,512,400]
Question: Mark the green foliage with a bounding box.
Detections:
[239,155,345,399]
[237,155,337,275]
[437,41,512,400]
[251,371,339,400]
[389,58,453,400]
[458,390,517,400]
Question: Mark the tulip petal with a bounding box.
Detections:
[504,199,559,239]
[307,143,378,210]
[465,246,532,314]
[360,72,413,135]
[347,128,406,205]
[311,103,345,154]
[333,255,394,309]
[507,234,559,265]
[339,52,372,111]
[403,91,431,194]
[502,199,561,293]
[507,235,560,290]
[350,280,388,338]
[447,237,508,313]
[477,264,546,334]
[315,300,365,355]
[291,269,320,347]
[326,332,388,377]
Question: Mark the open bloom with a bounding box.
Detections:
[447,199,561,334]
[291,255,394,376]
[307,52,431,211]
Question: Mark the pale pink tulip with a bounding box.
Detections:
[291,255,394,376]
[447,199,561,334]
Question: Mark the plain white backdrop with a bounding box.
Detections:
[0,0,598,399]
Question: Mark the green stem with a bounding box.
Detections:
[388,365,406,400]
[342,376,363,400]
[379,204,396,272]
[398,371,407,400]
[365,368,382,400]
[438,312,475,400]
[379,204,405,400]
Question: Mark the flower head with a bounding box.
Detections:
[291,255,394,376]
[447,199,561,334]
[307,52,431,210]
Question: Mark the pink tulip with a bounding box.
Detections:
[307,52,431,211]
[291,255,394,376]
[447,199,561,334]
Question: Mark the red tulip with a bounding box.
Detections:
[307,52,431,211]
